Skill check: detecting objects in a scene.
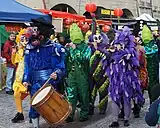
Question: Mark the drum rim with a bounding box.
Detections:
[31,85,73,125]
[31,85,53,107]
[45,103,72,126]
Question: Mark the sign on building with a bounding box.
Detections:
[52,18,63,33]
[101,9,114,15]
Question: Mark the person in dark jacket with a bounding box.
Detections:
[145,84,160,127]
[2,32,16,94]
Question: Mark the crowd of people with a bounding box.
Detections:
[1,17,160,128]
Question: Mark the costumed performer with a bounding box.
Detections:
[135,36,148,91]
[142,25,159,103]
[119,36,149,119]
[22,17,66,128]
[101,27,144,127]
[132,36,148,118]
[88,24,110,115]
[11,29,29,123]
[153,32,160,84]
[65,23,91,122]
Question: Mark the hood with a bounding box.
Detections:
[70,23,84,44]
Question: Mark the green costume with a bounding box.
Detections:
[142,25,159,103]
[66,23,91,121]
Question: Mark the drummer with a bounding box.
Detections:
[22,17,66,128]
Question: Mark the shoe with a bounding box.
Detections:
[109,122,119,128]
[124,120,130,127]
[99,110,106,115]
[99,111,105,115]
[133,105,141,118]
[11,112,24,123]
[99,107,107,115]
[65,117,74,123]
[134,113,140,118]
[79,117,88,122]
[88,109,94,115]
[29,118,32,123]
[118,111,124,119]
[6,90,14,95]
[88,105,94,115]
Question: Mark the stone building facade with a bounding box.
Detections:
[17,0,160,19]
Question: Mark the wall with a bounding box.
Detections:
[152,0,160,19]
[16,0,160,19]
[17,0,44,9]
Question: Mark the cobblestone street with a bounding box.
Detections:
[0,91,153,128]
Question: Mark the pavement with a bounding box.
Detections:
[0,90,154,128]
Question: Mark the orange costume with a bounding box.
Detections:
[137,45,148,90]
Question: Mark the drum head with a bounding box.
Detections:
[32,86,51,105]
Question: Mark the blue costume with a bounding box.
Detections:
[22,17,65,128]
[23,41,65,119]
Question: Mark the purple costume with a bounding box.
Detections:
[100,27,144,126]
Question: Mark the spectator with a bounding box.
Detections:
[57,33,70,46]
[145,84,160,127]
[2,32,16,95]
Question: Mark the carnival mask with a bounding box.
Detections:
[30,26,46,46]
[93,34,103,43]
[20,34,28,46]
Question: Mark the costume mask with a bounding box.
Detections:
[93,34,103,44]
[29,17,55,46]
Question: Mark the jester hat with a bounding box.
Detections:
[88,17,109,45]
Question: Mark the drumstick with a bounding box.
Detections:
[41,77,52,90]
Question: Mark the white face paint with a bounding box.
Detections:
[135,37,142,44]
[93,34,103,44]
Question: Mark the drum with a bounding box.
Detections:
[31,85,72,125]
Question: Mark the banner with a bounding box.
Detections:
[5,24,23,32]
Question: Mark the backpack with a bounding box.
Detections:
[145,98,160,126]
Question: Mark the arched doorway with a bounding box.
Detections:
[122,9,134,19]
[51,3,77,14]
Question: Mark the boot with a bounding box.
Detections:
[99,104,107,115]
[32,118,39,128]
[133,104,141,118]
[88,104,94,115]
[11,112,24,123]
[65,116,74,123]
[124,120,130,127]
[109,121,119,128]
[118,109,124,119]
[79,117,88,122]
[6,90,14,95]
[29,118,32,123]
[99,110,106,115]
